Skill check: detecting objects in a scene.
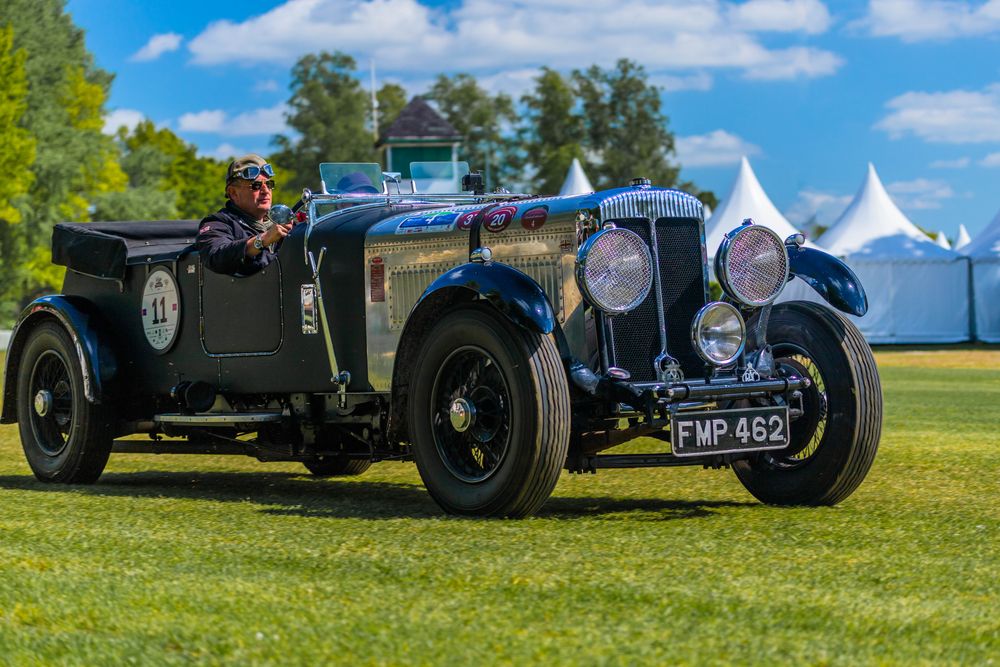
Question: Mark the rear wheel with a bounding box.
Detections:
[16,321,113,483]
[734,302,882,505]
[407,305,570,517]
[303,455,371,477]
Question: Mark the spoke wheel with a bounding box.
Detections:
[408,304,570,518]
[16,322,113,484]
[734,302,882,506]
[432,346,511,483]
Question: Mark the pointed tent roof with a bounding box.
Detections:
[934,231,952,250]
[955,223,973,252]
[705,157,810,256]
[559,158,593,195]
[964,207,1000,258]
[820,163,956,259]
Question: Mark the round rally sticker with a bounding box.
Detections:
[141,267,181,352]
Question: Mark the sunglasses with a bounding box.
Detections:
[233,163,275,181]
[244,179,276,192]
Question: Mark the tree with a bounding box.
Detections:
[572,59,679,190]
[376,82,407,135]
[0,1,121,321]
[426,74,519,189]
[273,52,375,195]
[0,24,35,225]
[519,67,585,194]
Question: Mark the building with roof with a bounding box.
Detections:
[376,97,462,180]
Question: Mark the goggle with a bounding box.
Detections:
[246,179,276,192]
[232,163,275,181]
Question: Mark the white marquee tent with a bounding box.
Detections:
[559,158,593,195]
[705,157,809,258]
[955,224,972,252]
[819,164,970,343]
[963,208,1000,342]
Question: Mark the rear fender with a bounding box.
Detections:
[787,245,868,317]
[1,296,116,423]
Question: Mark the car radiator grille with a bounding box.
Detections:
[607,217,707,382]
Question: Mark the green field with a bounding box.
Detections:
[0,349,997,665]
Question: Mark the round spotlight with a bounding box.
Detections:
[715,224,789,306]
[691,302,746,366]
[575,228,653,314]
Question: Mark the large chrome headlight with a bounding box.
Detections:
[691,302,745,366]
[575,228,653,314]
[715,224,789,306]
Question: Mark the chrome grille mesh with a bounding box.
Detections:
[609,217,706,381]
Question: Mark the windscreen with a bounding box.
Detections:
[410,161,470,194]
[319,163,383,194]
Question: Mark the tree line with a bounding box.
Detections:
[0,2,715,324]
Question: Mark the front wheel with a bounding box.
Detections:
[733,302,882,505]
[16,321,114,483]
[407,305,571,517]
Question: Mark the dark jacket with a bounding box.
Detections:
[196,201,277,276]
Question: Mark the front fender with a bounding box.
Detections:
[787,245,868,317]
[1,295,116,423]
[419,262,557,334]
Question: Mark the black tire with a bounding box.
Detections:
[733,301,882,505]
[303,455,371,477]
[15,321,114,484]
[407,305,571,517]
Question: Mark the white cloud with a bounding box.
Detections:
[178,109,227,133]
[930,157,971,168]
[178,104,289,136]
[728,0,832,34]
[859,0,1000,42]
[675,130,762,167]
[651,71,714,92]
[206,143,246,160]
[254,79,281,93]
[981,152,1000,166]
[186,0,842,84]
[102,108,146,135]
[875,83,1000,143]
[886,177,955,210]
[785,189,852,227]
[131,33,183,62]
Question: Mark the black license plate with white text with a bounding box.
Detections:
[671,406,790,457]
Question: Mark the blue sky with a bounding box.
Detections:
[67,0,1000,240]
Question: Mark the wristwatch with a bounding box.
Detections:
[253,234,265,251]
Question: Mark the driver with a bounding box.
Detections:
[196,154,291,275]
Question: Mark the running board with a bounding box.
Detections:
[113,440,249,455]
[153,412,283,425]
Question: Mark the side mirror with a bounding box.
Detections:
[270,204,293,226]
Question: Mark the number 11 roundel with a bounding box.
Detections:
[141,266,182,353]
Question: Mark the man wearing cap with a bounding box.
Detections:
[196,154,292,275]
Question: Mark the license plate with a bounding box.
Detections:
[671,406,790,457]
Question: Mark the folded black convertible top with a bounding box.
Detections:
[52,220,200,281]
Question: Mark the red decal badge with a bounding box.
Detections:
[521,206,549,230]
[484,206,517,233]
[456,210,480,230]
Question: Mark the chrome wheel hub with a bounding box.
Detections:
[34,390,53,417]
[449,398,476,433]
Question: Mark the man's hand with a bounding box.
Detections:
[262,222,292,246]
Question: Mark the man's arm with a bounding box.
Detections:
[196,218,264,275]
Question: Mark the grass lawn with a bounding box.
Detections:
[0,349,997,665]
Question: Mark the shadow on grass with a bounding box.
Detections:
[0,471,754,522]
